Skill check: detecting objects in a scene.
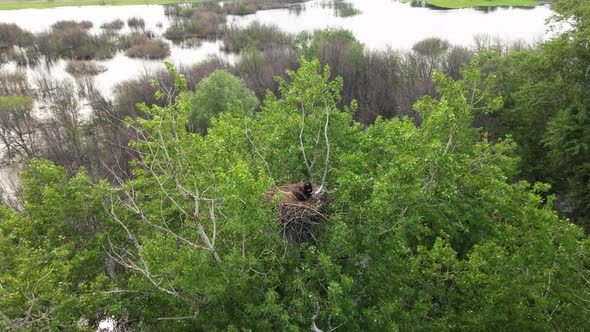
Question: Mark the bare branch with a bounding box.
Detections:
[311,303,324,332]
[315,96,331,195]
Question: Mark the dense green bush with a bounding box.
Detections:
[186,69,259,134]
[476,0,590,229]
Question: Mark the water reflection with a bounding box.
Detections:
[288,3,306,16]
[318,0,362,17]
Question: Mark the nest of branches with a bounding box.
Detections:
[269,183,326,243]
[278,197,325,243]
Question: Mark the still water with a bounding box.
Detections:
[231,0,554,50]
[0,0,553,95]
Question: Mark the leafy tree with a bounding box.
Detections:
[186,69,259,135]
[0,160,114,330]
[477,0,590,228]
[1,57,589,330]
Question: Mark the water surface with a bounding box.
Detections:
[230,0,553,49]
[0,0,554,95]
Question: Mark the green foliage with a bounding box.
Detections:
[36,22,117,60]
[1,57,589,330]
[222,22,291,53]
[295,28,363,60]
[186,69,259,134]
[0,23,34,49]
[476,0,590,228]
[422,0,536,8]
[0,95,33,112]
[0,160,114,330]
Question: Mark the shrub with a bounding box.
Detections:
[221,0,308,14]
[117,32,152,50]
[65,61,107,76]
[231,46,297,99]
[127,17,145,30]
[222,21,292,53]
[35,25,117,60]
[119,33,170,60]
[187,69,259,134]
[100,19,125,31]
[0,23,33,49]
[0,70,30,96]
[164,9,225,42]
[7,47,41,67]
[51,20,93,31]
[319,0,361,17]
[222,2,259,15]
[125,39,170,59]
[412,37,451,57]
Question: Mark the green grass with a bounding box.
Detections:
[0,0,207,10]
[406,0,537,9]
[0,96,33,112]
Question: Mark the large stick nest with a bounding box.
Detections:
[268,183,326,243]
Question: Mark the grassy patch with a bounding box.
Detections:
[0,96,33,112]
[0,0,208,10]
[416,0,537,8]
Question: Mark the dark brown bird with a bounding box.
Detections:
[293,181,313,201]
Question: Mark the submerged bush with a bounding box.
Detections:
[0,23,33,49]
[117,31,156,50]
[222,0,307,14]
[222,1,260,15]
[127,17,145,30]
[52,20,93,31]
[125,40,170,59]
[319,0,361,17]
[65,61,107,76]
[100,19,125,31]
[164,9,225,42]
[222,21,292,53]
[35,25,117,60]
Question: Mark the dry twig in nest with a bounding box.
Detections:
[269,182,326,243]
